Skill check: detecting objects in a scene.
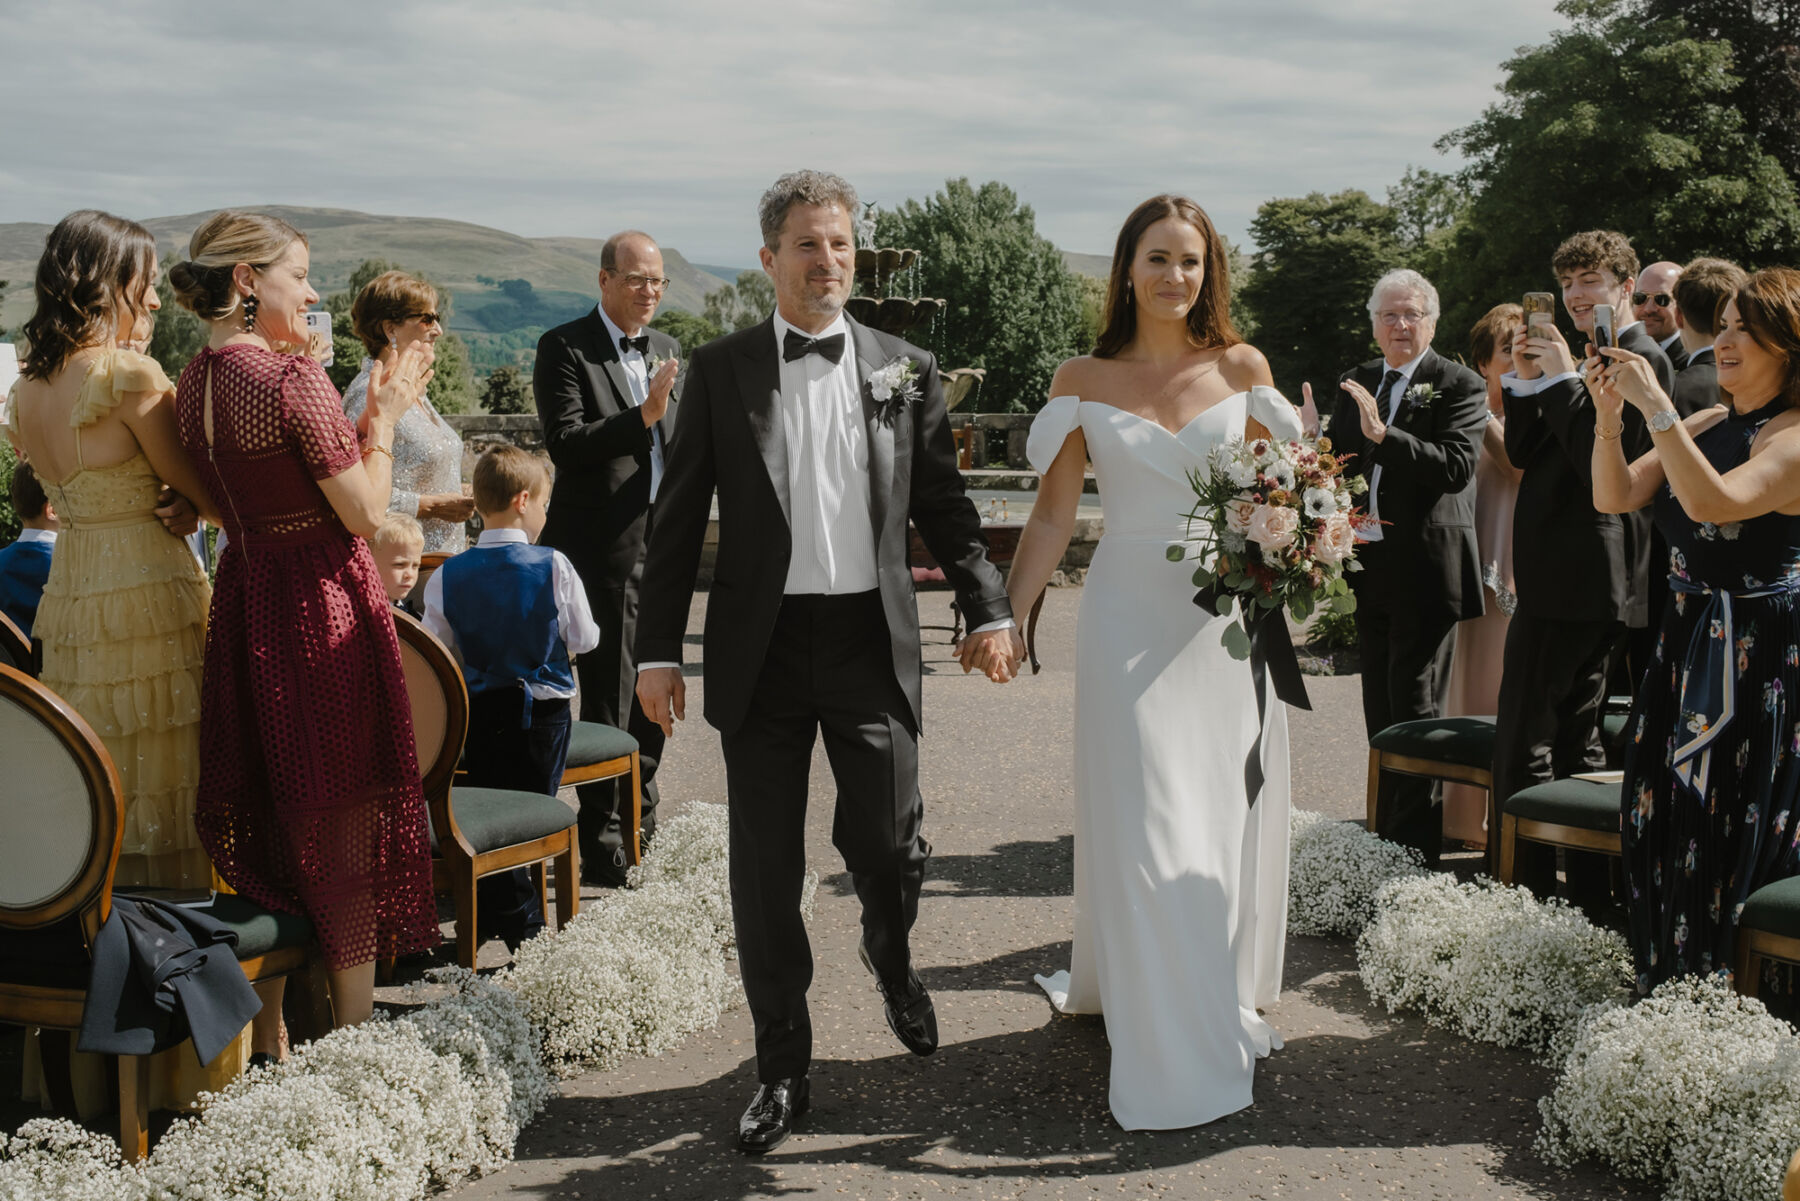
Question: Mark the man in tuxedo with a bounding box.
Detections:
[1497,230,1674,899]
[1632,260,1689,371]
[1330,269,1486,865]
[534,230,681,886]
[1669,257,1747,416]
[635,170,1021,1153]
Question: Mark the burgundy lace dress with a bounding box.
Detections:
[175,344,437,968]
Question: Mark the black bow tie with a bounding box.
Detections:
[783,330,846,364]
[620,334,650,356]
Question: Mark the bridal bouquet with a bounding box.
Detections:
[1166,432,1366,660]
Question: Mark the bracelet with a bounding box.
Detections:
[1596,423,1623,440]
[362,443,393,460]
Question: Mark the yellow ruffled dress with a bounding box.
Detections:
[8,348,246,1111]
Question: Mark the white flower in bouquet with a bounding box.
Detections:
[1302,486,1336,518]
[1224,495,1256,535]
[1539,974,1800,1201]
[1223,453,1259,489]
[1356,873,1632,1055]
[1267,457,1296,490]
[1312,512,1357,565]
[1286,809,1426,935]
[1245,504,1299,550]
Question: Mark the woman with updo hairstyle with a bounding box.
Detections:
[341,271,473,552]
[6,209,234,1106]
[1441,302,1525,847]
[1589,267,1800,1008]
[168,209,439,1036]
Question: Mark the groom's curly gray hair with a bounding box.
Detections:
[759,170,860,251]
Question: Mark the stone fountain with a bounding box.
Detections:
[845,246,945,339]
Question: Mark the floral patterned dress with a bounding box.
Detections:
[1622,402,1800,1005]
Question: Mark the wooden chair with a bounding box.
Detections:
[1364,716,1497,871]
[0,664,315,1160]
[0,609,33,675]
[558,720,642,868]
[390,611,581,968]
[1734,876,1800,1001]
[1495,777,1623,887]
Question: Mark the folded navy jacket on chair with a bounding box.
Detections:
[77,895,260,1065]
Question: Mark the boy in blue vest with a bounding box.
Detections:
[0,462,59,639]
[423,445,599,953]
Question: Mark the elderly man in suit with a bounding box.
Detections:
[1498,229,1675,900]
[1331,269,1487,864]
[534,230,682,886]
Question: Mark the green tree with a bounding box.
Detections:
[1434,0,1800,342]
[425,332,477,415]
[1238,190,1405,395]
[702,271,775,332]
[147,254,207,380]
[649,309,723,352]
[873,178,1089,411]
[1643,0,1800,186]
[480,364,532,415]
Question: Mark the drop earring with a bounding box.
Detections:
[241,293,259,333]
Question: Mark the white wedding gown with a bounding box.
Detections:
[1030,387,1294,1131]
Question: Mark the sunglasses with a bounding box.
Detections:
[407,312,442,325]
[1631,292,1673,308]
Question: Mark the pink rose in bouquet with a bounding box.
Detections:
[1312,512,1357,565]
[1246,504,1299,550]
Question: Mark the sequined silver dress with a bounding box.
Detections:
[342,359,468,552]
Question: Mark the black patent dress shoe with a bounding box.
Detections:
[737,1075,809,1154]
[859,939,938,1056]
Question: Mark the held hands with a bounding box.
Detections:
[153,486,201,538]
[1513,322,1577,381]
[642,358,680,427]
[636,666,686,736]
[1338,378,1388,443]
[955,626,1024,683]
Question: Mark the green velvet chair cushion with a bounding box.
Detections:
[196,894,315,961]
[1369,716,1496,770]
[1602,711,1630,742]
[1503,778,1621,834]
[1740,876,1800,942]
[564,721,638,769]
[433,787,576,856]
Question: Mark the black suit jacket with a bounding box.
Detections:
[1671,345,1719,417]
[1503,322,1673,626]
[1329,349,1487,623]
[534,309,680,593]
[635,315,1011,735]
[1658,333,1690,373]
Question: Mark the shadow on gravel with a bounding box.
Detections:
[505,935,1650,1201]
[822,836,1075,902]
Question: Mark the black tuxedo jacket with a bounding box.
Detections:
[1503,322,1673,626]
[1671,346,1719,417]
[635,315,1010,736]
[1659,334,1690,373]
[1330,348,1487,623]
[533,310,681,589]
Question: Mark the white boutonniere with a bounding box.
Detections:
[1405,382,1437,406]
[867,356,921,427]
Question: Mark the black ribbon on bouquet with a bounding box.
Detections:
[1193,583,1312,809]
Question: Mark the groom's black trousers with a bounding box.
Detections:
[718,589,928,1083]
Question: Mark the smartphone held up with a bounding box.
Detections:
[1590,303,1615,361]
[1522,292,1555,360]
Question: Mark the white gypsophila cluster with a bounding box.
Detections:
[1286,809,1428,936]
[0,1118,142,1201]
[1356,873,1633,1055]
[625,801,819,953]
[401,967,552,1142]
[1538,974,1800,1201]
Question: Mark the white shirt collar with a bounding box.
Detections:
[1381,348,1430,381]
[476,528,531,547]
[772,308,849,353]
[594,303,640,352]
[15,528,56,545]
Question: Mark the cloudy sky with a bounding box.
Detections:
[1,0,1567,262]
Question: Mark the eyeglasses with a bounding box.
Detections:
[1632,292,1673,308]
[407,312,442,325]
[618,273,671,293]
[1377,310,1430,327]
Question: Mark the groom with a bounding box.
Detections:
[635,169,1022,1153]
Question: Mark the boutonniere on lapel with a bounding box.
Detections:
[867,356,921,427]
[1398,382,1436,423]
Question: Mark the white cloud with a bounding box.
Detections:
[0,0,1566,261]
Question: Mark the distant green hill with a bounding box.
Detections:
[1062,250,1111,278]
[0,206,738,356]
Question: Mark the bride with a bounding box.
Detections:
[1005,195,1293,1130]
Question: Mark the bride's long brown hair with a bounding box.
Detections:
[1094,195,1240,359]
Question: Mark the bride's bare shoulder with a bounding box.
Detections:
[1050,354,1119,398]
[1217,342,1274,392]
